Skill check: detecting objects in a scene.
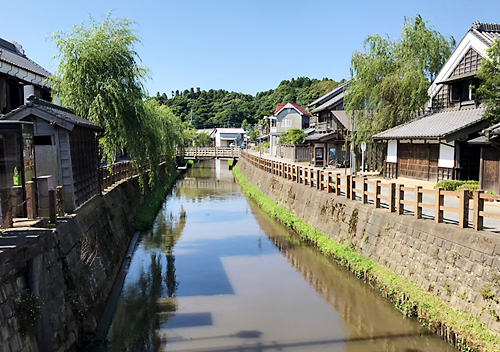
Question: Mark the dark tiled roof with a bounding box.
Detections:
[304,131,339,142]
[311,91,344,114]
[308,81,349,108]
[470,21,500,46]
[372,107,486,140]
[1,96,102,131]
[0,39,51,78]
[331,110,350,129]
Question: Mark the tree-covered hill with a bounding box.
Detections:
[154,77,342,128]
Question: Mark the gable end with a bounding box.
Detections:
[449,47,483,78]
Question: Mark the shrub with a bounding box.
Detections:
[435,180,478,191]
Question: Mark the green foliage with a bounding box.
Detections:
[262,142,270,149]
[196,131,212,147]
[50,14,185,187]
[480,284,495,301]
[15,290,41,336]
[156,77,340,127]
[476,39,500,123]
[278,129,307,144]
[457,182,480,194]
[434,180,479,192]
[135,170,181,230]
[345,15,455,145]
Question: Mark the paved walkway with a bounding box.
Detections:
[244,150,500,234]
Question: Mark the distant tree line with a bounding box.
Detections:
[154,77,342,128]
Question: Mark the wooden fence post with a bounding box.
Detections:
[473,190,484,231]
[1,188,13,229]
[327,172,333,193]
[316,170,321,190]
[336,174,341,195]
[459,188,469,228]
[56,186,64,217]
[414,186,422,219]
[350,177,356,200]
[375,180,381,208]
[49,189,56,224]
[397,184,405,215]
[26,181,37,219]
[435,187,444,223]
[346,175,351,199]
[389,182,396,212]
[362,178,368,204]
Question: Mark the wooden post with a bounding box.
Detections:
[336,174,341,195]
[56,186,64,217]
[375,180,381,208]
[398,184,405,215]
[26,181,37,219]
[473,190,484,231]
[346,175,351,199]
[327,172,333,193]
[1,188,13,228]
[459,188,469,228]
[316,170,321,190]
[414,186,422,219]
[49,189,56,224]
[389,182,396,213]
[350,177,356,200]
[435,187,444,223]
[362,178,368,204]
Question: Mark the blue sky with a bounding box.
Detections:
[1,0,499,96]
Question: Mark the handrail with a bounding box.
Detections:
[241,151,495,231]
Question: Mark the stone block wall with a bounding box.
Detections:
[0,175,143,352]
[238,158,500,333]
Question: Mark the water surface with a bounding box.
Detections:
[97,159,457,352]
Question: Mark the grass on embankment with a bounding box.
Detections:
[134,170,181,231]
[233,165,500,352]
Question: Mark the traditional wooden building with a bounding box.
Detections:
[0,38,51,114]
[373,21,499,182]
[1,96,103,212]
[306,82,350,167]
[469,123,500,194]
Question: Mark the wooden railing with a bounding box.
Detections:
[184,147,242,158]
[242,152,500,232]
[100,161,136,190]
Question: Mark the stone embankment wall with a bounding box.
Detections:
[0,176,143,352]
[238,158,500,333]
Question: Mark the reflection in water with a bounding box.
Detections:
[105,206,186,351]
[107,254,164,351]
[90,160,457,352]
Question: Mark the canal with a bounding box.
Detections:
[91,159,458,352]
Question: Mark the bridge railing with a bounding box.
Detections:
[184,147,242,158]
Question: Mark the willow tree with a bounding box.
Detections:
[50,14,159,177]
[345,15,456,144]
[476,39,500,123]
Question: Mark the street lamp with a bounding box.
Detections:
[258,123,263,158]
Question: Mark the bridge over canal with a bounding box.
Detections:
[183,147,242,159]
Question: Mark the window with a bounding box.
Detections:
[450,78,479,103]
[282,118,291,128]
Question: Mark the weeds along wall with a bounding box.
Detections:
[0,173,146,352]
[237,157,500,334]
